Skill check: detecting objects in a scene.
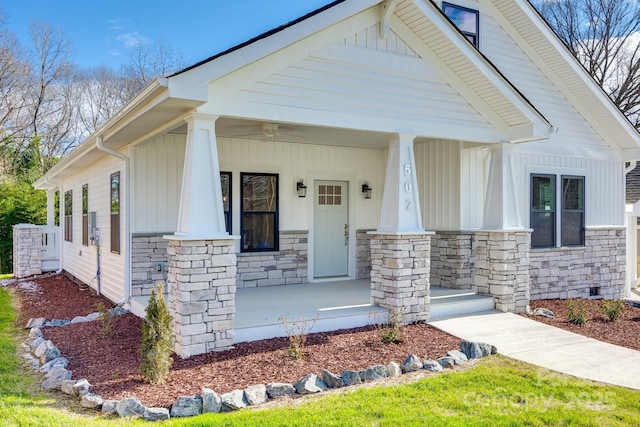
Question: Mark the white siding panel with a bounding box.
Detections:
[344,23,418,57]
[415,139,462,230]
[461,147,487,229]
[512,151,624,227]
[132,134,186,233]
[60,154,126,303]
[217,138,385,233]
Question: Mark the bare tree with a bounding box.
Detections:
[75,66,129,135]
[0,10,29,137]
[534,0,640,128]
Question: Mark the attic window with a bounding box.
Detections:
[443,2,479,47]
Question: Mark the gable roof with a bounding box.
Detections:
[35,0,640,189]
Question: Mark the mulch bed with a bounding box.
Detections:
[9,274,461,408]
[526,299,640,351]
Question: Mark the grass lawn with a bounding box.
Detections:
[1,287,639,426]
[0,273,13,280]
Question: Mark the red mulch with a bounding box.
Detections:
[526,299,640,351]
[10,274,462,408]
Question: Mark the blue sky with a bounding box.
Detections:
[1,0,331,70]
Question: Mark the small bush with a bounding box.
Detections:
[140,284,174,384]
[96,302,115,337]
[599,299,625,322]
[370,308,405,344]
[278,312,318,361]
[566,300,589,326]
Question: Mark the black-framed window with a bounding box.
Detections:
[241,173,278,252]
[443,2,480,47]
[531,175,555,248]
[561,176,585,246]
[64,190,72,242]
[110,172,120,254]
[221,172,232,234]
[530,173,585,248]
[82,184,88,246]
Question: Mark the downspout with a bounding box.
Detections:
[96,136,131,305]
[625,161,638,175]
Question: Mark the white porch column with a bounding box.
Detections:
[167,113,238,357]
[482,143,522,230]
[46,189,56,226]
[175,113,227,238]
[378,133,423,233]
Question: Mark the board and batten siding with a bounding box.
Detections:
[131,133,186,233]
[59,153,126,303]
[217,137,386,233]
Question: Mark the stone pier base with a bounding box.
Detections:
[369,233,432,323]
[166,238,237,358]
[474,230,531,313]
[13,224,43,278]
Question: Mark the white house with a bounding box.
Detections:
[30,0,640,358]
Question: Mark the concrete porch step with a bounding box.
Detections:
[430,292,496,319]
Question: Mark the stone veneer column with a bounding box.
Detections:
[167,238,237,358]
[474,230,531,313]
[13,224,43,279]
[369,233,432,323]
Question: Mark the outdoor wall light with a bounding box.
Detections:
[296,179,307,198]
[362,182,372,199]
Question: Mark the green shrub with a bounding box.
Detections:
[140,283,174,384]
[370,308,405,344]
[566,300,589,326]
[599,299,625,322]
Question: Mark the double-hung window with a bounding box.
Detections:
[64,190,73,242]
[220,172,232,234]
[443,2,480,47]
[241,173,278,252]
[530,174,585,248]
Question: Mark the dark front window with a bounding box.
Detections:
[221,172,232,234]
[64,190,72,242]
[110,172,120,254]
[443,2,480,47]
[241,173,278,252]
[82,184,88,246]
[531,174,555,248]
[561,176,585,246]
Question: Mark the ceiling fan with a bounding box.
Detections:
[231,121,307,142]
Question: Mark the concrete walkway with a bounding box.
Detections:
[429,311,640,390]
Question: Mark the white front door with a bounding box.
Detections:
[314,181,349,278]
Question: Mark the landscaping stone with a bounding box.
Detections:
[85,312,101,321]
[531,308,555,319]
[73,379,91,395]
[40,357,68,373]
[446,350,468,365]
[422,360,444,372]
[35,340,60,363]
[60,380,77,396]
[460,341,496,359]
[266,383,296,398]
[437,356,456,369]
[26,317,46,329]
[30,336,44,350]
[81,393,103,410]
[321,369,343,388]
[341,370,362,386]
[41,367,71,390]
[244,384,268,406]
[295,373,327,395]
[29,327,43,339]
[144,407,170,421]
[220,389,248,411]
[202,387,222,413]
[359,365,389,381]
[116,397,146,418]
[44,319,70,328]
[22,352,40,370]
[387,361,402,377]
[109,306,129,316]
[170,395,203,417]
[101,400,118,415]
[401,354,423,373]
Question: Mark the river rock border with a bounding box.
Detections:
[22,315,496,422]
